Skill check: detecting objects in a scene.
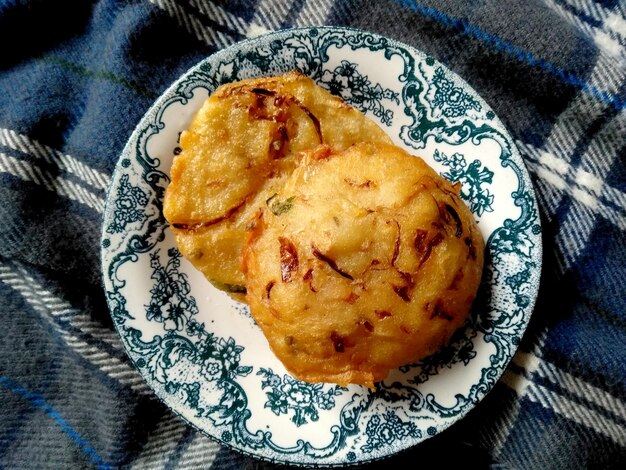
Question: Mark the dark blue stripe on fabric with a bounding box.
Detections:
[0,383,40,465]
[568,81,626,167]
[0,267,143,401]
[394,0,625,110]
[594,0,620,10]
[542,304,626,394]
[0,173,102,219]
[553,0,603,28]
[501,397,624,468]
[580,291,626,333]
[508,362,626,428]
[0,376,111,469]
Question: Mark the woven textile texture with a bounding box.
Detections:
[0,0,625,468]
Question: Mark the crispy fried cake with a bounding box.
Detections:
[163,72,391,297]
[243,142,484,387]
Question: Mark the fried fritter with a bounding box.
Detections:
[243,142,484,388]
[163,72,392,296]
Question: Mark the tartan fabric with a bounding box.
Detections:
[0,0,625,468]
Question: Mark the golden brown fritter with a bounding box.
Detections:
[163,72,391,295]
[243,142,484,388]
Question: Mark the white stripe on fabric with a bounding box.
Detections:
[493,370,532,457]
[175,432,220,468]
[492,322,550,457]
[508,325,626,444]
[554,201,596,268]
[0,264,114,359]
[569,87,625,277]
[528,140,626,268]
[0,128,109,192]
[517,121,626,230]
[501,369,532,395]
[130,414,189,470]
[196,0,271,37]
[187,0,269,39]
[583,37,625,87]
[594,29,625,57]
[245,23,271,39]
[501,369,626,447]
[515,143,564,215]
[0,151,104,213]
[541,56,624,169]
[573,167,603,194]
[559,0,603,21]
[527,156,626,224]
[3,261,125,349]
[147,0,232,49]
[515,352,626,422]
[606,12,626,39]
[293,0,333,27]
[508,352,542,396]
[491,326,547,457]
[0,261,150,395]
[249,0,290,32]
[270,0,292,25]
[524,155,626,230]
[544,0,626,60]
[188,0,248,35]
[527,376,626,446]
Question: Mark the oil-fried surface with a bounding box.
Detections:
[243,143,484,388]
[163,72,391,292]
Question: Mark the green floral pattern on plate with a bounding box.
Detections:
[319,60,399,125]
[257,368,347,427]
[101,27,541,466]
[146,249,198,331]
[106,174,148,234]
[362,411,421,454]
[430,67,481,118]
[433,149,494,216]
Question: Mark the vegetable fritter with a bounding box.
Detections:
[163,72,391,296]
[243,143,484,388]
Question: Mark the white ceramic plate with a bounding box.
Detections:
[101,27,542,466]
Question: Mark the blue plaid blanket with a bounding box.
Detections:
[1,0,624,468]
